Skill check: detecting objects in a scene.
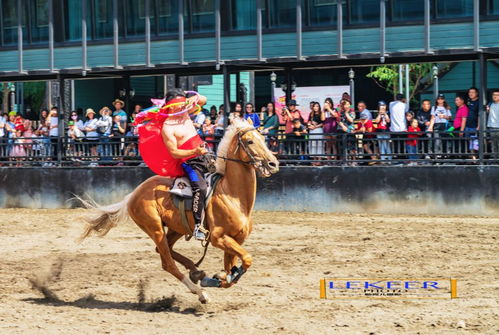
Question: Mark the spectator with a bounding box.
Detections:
[389,93,409,156]
[232,102,244,119]
[209,105,217,122]
[287,118,307,156]
[374,101,391,162]
[323,98,339,161]
[10,129,26,166]
[357,101,372,120]
[467,87,480,159]
[192,109,206,135]
[112,99,127,133]
[23,120,34,158]
[283,100,303,134]
[406,111,414,126]
[307,102,325,165]
[36,119,51,164]
[244,103,261,128]
[453,95,469,157]
[337,99,356,133]
[0,112,5,158]
[40,109,49,124]
[416,99,433,159]
[70,110,85,132]
[261,102,279,153]
[202,118,215,150]
[428,94,452,157]
[110,114,126,153]
[487,89,499,158]
[406,119,421,164]
[355,113,376,163]
[97,107,113,161]
[133,104,142,115]
[47,107,60,161]
[83,108,99,165]
[214,108,225,137]
[67,120,84,160]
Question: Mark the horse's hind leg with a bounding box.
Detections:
[132,212,209,303]
[166,229,206,283]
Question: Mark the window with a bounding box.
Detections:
[93,0,112,39]
[391,0,424,22]
[2,0,29,45]
[157,0,178,35]
[231,0,256,30]
[64,0,91,41]
[436,0,473,18]
[268,0,295,28]
[125,0,145,37]
[308,0,346,26]
[28,0,49,43]
[490,0,499,14]
[190,0,214,32]
[349,0,379,24]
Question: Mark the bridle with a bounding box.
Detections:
[211,128,260,166]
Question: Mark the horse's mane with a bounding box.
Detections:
[215,117,253,175]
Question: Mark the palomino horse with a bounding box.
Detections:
[79,118,279,303]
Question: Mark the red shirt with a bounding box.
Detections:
[285,110,303,134]
[406,126,421,146]
[356,120,374,137]
[453,105,469,129]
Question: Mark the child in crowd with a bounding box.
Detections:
[10,129,26,166]
[355,114,376,163]
[202,118,215,150]
[288,118,307,155]
[405,111,414,126]
[406,118,421,163]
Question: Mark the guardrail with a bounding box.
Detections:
[0,130,498,167]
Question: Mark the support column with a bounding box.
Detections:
[296,0,302,60]
[82,0,88,75]
[48,0,55,72]
[379,0,386,63]
[17,0,24,74]
[58,76,65,164]
[113,0,120,68]
[236,72,241,102]
[285,68,293,104]
[145,0,152,67]
[223,65,231,129]
[478,53,487,164]
[178,0,186,64]
[337,0,343,58]
[256,0,263,61]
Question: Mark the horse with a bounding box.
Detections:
[78,118,279,303]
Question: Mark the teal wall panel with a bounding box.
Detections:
[197,72,251,109]
[303,30,336,56]
[221,35,257,60]
[87,44,114,68]
[262,33,296,58]
[0,50,18,71]
[54,47,81,69]
[344,27,379,54]
[480,21,499,48]
[430,23,474,50]
[151,40,179,64]
[386,25,424,52]
[24,49,50,70]
[184,37,216,62]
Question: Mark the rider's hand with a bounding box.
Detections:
[196,144,208,155]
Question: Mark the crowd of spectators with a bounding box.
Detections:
[1,87,499,166]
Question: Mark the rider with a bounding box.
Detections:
[161,89,210,241]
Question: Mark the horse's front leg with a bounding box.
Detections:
[211,234,252,288]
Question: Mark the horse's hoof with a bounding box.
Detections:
[213,271,227,281]
[189,270,207,284]
[200,276,222,287]
[199,291,210,304]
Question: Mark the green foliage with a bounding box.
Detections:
[366,64,447,104]
[23,81,46,114]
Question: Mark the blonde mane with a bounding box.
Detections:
[215,117,253,175]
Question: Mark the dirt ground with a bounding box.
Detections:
[0,209,497,335]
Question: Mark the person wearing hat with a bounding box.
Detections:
[356,112,376,163]
[282,99,303,135]
[374,100,391,162]
[84,108,99,165]
[112,99,128,133]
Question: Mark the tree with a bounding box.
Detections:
[366,64,449,104]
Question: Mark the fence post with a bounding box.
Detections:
[478,52,487,165]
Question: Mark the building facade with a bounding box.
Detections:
[0,0,498,116]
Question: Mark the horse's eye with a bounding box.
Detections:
[247,140,254,145]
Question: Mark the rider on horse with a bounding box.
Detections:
[160,89,210,241]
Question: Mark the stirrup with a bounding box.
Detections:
[194,226,209,242]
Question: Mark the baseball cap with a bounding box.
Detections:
[437,93,445,99]
[378,100,387,106]
[68,121,75,126]
[288,99,299,106]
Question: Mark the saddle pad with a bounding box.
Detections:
[169,173,219,199]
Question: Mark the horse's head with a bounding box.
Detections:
[236,127,279,177]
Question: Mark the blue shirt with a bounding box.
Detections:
[245,113,261,128]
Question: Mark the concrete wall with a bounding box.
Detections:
[0,166,498,215]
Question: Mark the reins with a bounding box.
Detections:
[208,128,259,166]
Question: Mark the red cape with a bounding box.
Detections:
[138,121,203,177]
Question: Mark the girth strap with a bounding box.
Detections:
[178,199,193,240]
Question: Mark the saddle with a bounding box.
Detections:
[169,173,222,239]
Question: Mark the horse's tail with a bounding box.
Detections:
[77,192,133,242]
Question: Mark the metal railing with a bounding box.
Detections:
[1,130,499,167]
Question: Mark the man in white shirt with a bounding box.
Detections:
[389,94,409,158]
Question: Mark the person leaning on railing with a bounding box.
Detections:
[83,108,99,166]
[261,102,279,153]
[416,99,433,159]
[453,95,469,158]
[487,89,499,159]
[307,101,325,166]
[428,94,452,158]
[355,113,376,164]
[323,97,339,162]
